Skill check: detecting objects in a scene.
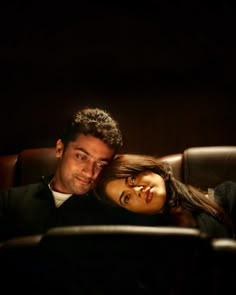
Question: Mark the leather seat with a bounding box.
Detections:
[210,238,236,295]
[159,146,236,189]
[39,225,211,294]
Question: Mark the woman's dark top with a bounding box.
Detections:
[193,181,236,238]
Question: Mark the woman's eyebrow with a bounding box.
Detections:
[119,178,128,205]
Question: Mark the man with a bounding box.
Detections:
[0,107,123,241]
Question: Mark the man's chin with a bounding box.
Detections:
[76,185,92,195]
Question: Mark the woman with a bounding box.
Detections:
[94,154,236,238]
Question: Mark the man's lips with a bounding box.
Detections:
[75,176,93,185]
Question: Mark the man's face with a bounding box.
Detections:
[53,134,115,195]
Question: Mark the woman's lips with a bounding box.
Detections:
[145,187,153,203]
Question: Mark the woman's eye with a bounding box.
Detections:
[130,175,136,184]
[124,195,130,204]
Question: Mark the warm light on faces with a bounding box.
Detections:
[105,171,167,215]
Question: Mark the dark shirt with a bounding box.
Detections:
[0,176,117,241]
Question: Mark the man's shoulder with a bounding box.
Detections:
[0,181,48,199]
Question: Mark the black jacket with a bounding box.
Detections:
[0,176,117,241]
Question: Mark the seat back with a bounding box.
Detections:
[40,225,212,294]
[15,147,57,186]
[0,154,18,189]
[210,238,236,295]
[0,234,43,294]
[159,146,236,189]
[0,147,57,190]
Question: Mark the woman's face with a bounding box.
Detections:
[105,171,167,215]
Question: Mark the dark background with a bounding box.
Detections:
[0,1,235,157]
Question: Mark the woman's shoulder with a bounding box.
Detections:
[214,181,236,196]
[214,181,236,214]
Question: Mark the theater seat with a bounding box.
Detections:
[210,238,236,295]
[1,225,212,294]
[0,227,230,295]
[39,225,212,294]
[0,154,18,189]
[159,146,236,189]
[15,147,57,186]
[0,234,43,294]
[0,147,57,190]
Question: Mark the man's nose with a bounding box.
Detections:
[82,161,95,178]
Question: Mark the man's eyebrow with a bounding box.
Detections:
[119,178,128,205]
[75,147,110,163]
[75,147,88,154]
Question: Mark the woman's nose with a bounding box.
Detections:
[134,186,144,197]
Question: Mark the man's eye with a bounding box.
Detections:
[77,153,88,161]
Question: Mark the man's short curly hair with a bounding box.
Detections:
[60,107,123,152]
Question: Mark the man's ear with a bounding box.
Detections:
[56,139,64,158]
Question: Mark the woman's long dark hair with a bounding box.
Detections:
[94,154,229,224]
